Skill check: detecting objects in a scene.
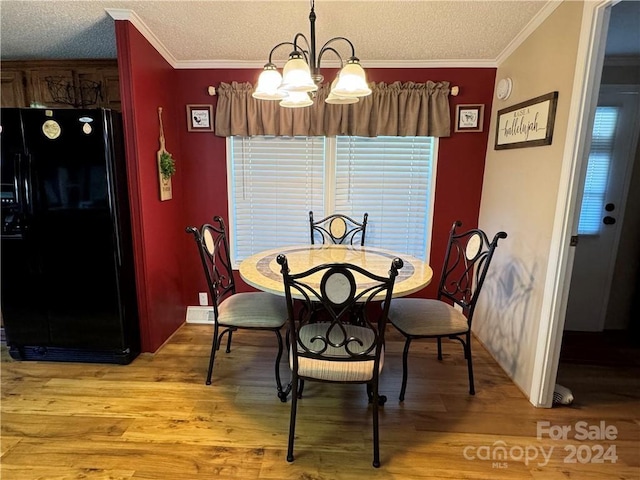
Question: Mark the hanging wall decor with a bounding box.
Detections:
[186,104,213,132]
[157,107,175,201]
[495,91,559,150]
[455,104,484,132]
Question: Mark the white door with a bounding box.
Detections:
[564,85,640,331]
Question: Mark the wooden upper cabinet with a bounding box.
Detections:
[1,70,27,107]
[100,70,121,111]
[0,60,120,111]
[28,68,77,108]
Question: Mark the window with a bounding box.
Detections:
[333,136,435,258]
[577,106,619,235]
[228,135,437,266]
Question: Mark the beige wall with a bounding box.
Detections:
[473,1,584,399]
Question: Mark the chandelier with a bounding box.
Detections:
[252,0,371,108]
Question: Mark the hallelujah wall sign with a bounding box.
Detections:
[495,91,559,150]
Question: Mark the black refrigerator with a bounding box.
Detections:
[1,108,140,364]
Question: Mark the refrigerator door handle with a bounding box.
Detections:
[24,154,34,215]
[13,153,23,208]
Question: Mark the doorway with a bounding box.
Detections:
[560,0,640,365]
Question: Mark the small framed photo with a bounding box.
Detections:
[455,104,484,133]
[186,104,213,132]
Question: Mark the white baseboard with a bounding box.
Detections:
[186,306,214,324]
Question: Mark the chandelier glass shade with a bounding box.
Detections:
[280,53,319,93]
[325,77,359,105]
[252,0,370,108]
[252,65,287,100]
[280,91,315,108]
[331,59,371,97]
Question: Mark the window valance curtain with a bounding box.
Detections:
[215,81,451,138]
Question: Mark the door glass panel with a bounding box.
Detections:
[578,106,619,235]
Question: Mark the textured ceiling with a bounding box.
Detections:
[1,1,637,67]
[1,0,549,66]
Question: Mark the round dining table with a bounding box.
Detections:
[239,244,433,299]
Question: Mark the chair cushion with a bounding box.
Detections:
[388,298,469,336]
[291,323,384,382]
[217,292,286,328]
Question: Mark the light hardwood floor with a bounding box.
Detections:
[1,323,638,479]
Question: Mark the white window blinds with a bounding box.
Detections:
[334,136,435,258]
[578,106,619,235]
[229,136,325,262]
[228,135,437,266]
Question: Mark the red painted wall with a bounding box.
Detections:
[175,68,497,305]
[116,22,186,352]
[116,21,496,351]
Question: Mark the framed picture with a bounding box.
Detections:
[495,91,558,150]
[455,104,484,132]
[186,104,213,132]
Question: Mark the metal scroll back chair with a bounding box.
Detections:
[388,220,507,399]
[309,211,368,246]
[186,216,290,401]
[277,254,403,468]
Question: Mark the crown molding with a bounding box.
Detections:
[106,8,177,68]
[172,58,498,70]
[495,0,563,66]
